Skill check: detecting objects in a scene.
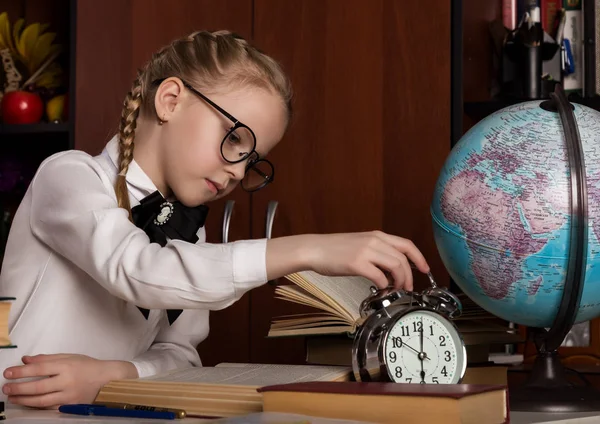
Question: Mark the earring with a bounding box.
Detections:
[158,114,166,125]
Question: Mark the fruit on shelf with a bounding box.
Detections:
[46,94,67,122]
[0,12,63,89]
[1,90,44,124]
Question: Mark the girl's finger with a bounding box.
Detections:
[396,253,413,291]
[358,264,389,289]
[23,354,74,364]
[4,361,59,380]
[3,376,61,396]
[369,249,408,290]
[8,391,65,409]
[374,232,430,273]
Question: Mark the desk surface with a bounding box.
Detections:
[5,407,600,424]
[2,408,371,423]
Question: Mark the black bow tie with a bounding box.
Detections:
[131,191,209,324]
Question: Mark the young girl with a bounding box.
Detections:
[0,30,430,409]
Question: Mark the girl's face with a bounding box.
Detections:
[154,78,288,206]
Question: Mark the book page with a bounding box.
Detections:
[275,286,351,322]
[141,363,350,386]
[293,271,375,321]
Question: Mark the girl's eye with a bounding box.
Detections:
[227,130,241,144]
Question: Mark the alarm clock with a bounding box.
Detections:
[351,273,467,385]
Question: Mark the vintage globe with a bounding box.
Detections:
[431,100,600,328]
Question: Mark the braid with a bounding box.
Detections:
[115,74,143,220]
[110,29,292,219]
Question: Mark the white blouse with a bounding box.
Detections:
[0,135,268,399]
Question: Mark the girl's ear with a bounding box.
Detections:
[154,77,185,124]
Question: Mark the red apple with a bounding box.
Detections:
[1,90,44,124]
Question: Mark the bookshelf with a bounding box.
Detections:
[0,0,75,265]
[0,122,70,134]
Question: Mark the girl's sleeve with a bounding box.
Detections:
[129,309,209,378]
[28,151,268,310]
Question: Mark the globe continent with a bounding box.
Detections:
[431,101,600,328]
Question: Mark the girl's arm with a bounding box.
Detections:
[29,152,269,310]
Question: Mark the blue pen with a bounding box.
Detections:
[59,404,176,420]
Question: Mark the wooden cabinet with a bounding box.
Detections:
[73,0,452,366]
[249,0,451,364]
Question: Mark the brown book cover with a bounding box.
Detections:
[258,381,504,397]
[258,381,508,424]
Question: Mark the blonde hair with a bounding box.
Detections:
[115,30,293,218]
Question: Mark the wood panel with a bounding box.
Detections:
[74,0,132,155]
[249,0,452,364]
[382,0,451,291]
[0,0,25,27]
[0,0,69,44]
[130,0,253,76]
[23,0,70,45]
[251,0,387,365]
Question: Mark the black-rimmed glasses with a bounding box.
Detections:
[153,78,274,192]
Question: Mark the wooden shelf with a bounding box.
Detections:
[0,123,70,135]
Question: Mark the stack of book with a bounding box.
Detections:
[267,271,523,368]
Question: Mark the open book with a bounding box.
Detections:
[94,362,351,418]
[268,271,521,344]
[0,297,15,348]
[268,271,375,337]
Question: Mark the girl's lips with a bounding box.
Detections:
[206,179,218,194]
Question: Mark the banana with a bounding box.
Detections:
[29,32,58,73]
[12,18,23,53]
[0,13,63,89]
[0,12,8,50]
[16,22,40,61]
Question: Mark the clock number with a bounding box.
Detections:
[392,337,403,349]
[445,351,451,362]
[439,335,446,346]
[405,378,412,383]
[429,325,434,336]
[401,325,410,337]
[432,377,439,384]
[388,351,397,363]
[412,321,423,333]
[441,366,448,377]
[395,366,402,378]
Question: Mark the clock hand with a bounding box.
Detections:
[419,318,424,353]
[419,317,425,384]
[401,341,431,360]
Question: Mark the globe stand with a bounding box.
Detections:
[509,335,600,412]
[509,84,600,412]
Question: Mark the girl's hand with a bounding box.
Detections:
[3,354,138,409]
[266,231,430,291]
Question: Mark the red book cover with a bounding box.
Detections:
[541,0,561,35]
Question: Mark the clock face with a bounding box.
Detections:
[383,309,465,384]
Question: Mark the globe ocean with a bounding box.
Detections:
[431,101,600,328]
